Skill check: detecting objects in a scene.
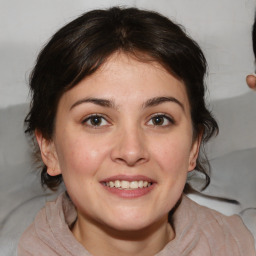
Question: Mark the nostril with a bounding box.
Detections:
[112,146,149,166]
[115,156,147,167]
[127,157,146,167]
[110,130,149,166]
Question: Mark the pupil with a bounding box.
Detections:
[153,116,163,125]
[92,117,101,126]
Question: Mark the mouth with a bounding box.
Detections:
[102,180,153,190]
[100,175,155,198]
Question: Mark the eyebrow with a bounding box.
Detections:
[70,96,184,111]
[70,98,117,110]
[143,96,184,111]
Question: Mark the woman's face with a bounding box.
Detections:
[38,53,200,232]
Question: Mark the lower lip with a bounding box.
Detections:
[101,183,155,198]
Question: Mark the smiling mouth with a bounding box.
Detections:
[102,180,153,190]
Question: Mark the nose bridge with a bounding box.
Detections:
[111,120,148,166]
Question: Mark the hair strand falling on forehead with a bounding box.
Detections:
[25,6,218,191]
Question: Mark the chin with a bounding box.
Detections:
[104,220,154,234]
[102,210,164,233]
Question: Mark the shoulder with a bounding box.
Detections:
[175,195,256,255]
[240,208,256,246]
[17,208,50,255]
[17,193,67,255]
[17,192,87,256]
[184,195,248,231]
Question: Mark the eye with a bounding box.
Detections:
[147,114,175,127]
[82,114,109,127]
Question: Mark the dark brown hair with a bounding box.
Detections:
[25,6,218,190]
[252,14,256,58]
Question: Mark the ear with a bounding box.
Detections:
[246,74,256,90]
[35,130,61,176]
[188,132,202,172]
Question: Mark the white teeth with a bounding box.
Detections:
[138,180,144,188]
[109,181,114,188]
[115,180,121,188]
[104,180,152,190]
[121,180,129,189]
[130,181,138,189]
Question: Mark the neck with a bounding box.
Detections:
[72,214,174,256]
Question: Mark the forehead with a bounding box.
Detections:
[60,52,190,111]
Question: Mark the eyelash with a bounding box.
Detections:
[82,113,175,128]
[82,114,110,128]
[146,113,175,127]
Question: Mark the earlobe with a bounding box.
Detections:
[188,133,202,172]
[35,130,61,176]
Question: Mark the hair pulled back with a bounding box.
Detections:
[25,7,218,190]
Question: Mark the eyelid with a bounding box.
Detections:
[146,113,175,126]
[82,113,111,128]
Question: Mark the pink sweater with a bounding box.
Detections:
[18,193,256,256]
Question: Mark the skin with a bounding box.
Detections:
[246,74,256,90]
[36,53,201,256]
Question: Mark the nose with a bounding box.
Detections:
[110,126,149,167]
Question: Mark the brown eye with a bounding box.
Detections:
[152,116,165,125]
[90,116,102,126]
[147,114,174,127]
[83,115,109,127]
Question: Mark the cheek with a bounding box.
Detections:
[55,134,109,177]
[151,136,192,174]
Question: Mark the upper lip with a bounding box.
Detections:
[100,175,155,183]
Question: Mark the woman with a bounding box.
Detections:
[18,7,255,256]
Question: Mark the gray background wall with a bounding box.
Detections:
[1,2,256,254]
[1,0,255,108]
